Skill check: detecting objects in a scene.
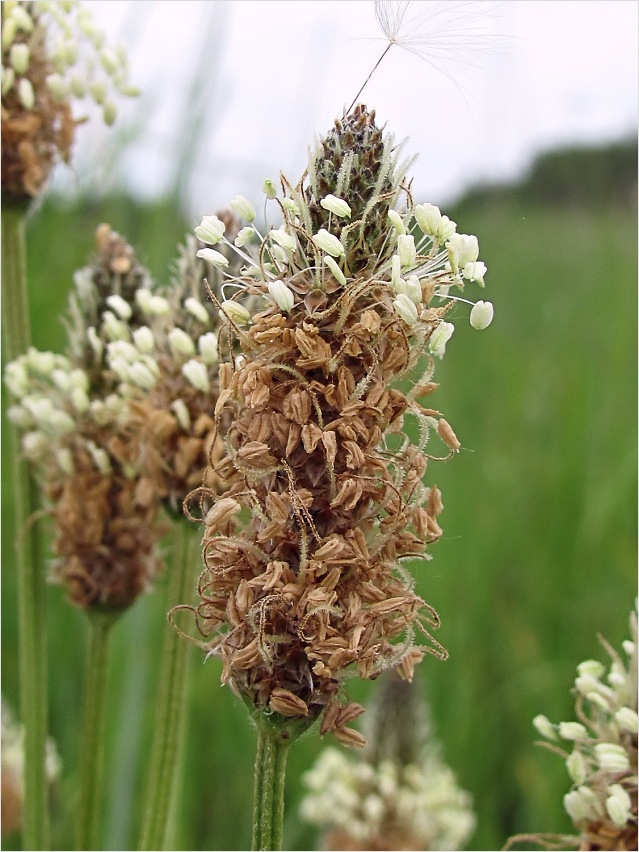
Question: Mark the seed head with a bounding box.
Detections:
[511,604,638,851]
[300,672,476,850]
[1,0,137,201]
[180,106,493,743]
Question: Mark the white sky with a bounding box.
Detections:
[69,1,638,216]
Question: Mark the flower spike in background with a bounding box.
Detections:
[507,603,638,851]
[2,6,138,845]
[1,0,138,202]
[300,671,476,850]
[6,221,237,849]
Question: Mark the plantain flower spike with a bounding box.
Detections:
[5,226,166,611]
[1,0,138,202]
[179,104,493,745]
[300,672,476,850]
[5,221,239,609]
[1,698,60,837]
[509,603,638,851]
[107,231,235,515]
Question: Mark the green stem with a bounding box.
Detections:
[2,202,50,850]
[77,609,120,851]
[138,521,198,851]
[251,714,315,851]
[251,726,266,851]
[252,722,291,851]
[2,203,31,359]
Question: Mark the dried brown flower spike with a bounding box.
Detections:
[1,12,74,201]
[184,105,494,746]
[108,234,232,515]
[1,1,137,202]
[6,226,166,611]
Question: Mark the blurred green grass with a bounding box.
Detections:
[1,144,636,851]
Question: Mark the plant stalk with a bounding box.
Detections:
[252,721,292,851]
[2,201,50,850]
[250,711,316,851]
[76,608,120,851]
[2,203,31,359]
[138,520,198,850]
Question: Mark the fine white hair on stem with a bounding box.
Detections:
[346,0,507,113]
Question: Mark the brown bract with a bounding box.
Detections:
[578,820,638,851]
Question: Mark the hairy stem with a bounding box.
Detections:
[138,520,198,850]
[2,201,50,850]
[250,713,316,851]
[252,721,291,851]
[251,723,266,850]
[77,609,120,851]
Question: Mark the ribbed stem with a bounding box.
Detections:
[252,722,292,851]
[1,204,31,357]
[2,202,50,850]
[138,521,198,850]
[250,713,316,851]
[76,609,120,851]
[251,724,267,850]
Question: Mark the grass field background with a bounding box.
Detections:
[1,140,636,850]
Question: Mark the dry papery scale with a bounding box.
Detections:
[180,104,487,746]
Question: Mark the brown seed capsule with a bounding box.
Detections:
[437,418,461,452]
[333,726,367,749]
[204,497,242,530]
[269,688,309,718]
